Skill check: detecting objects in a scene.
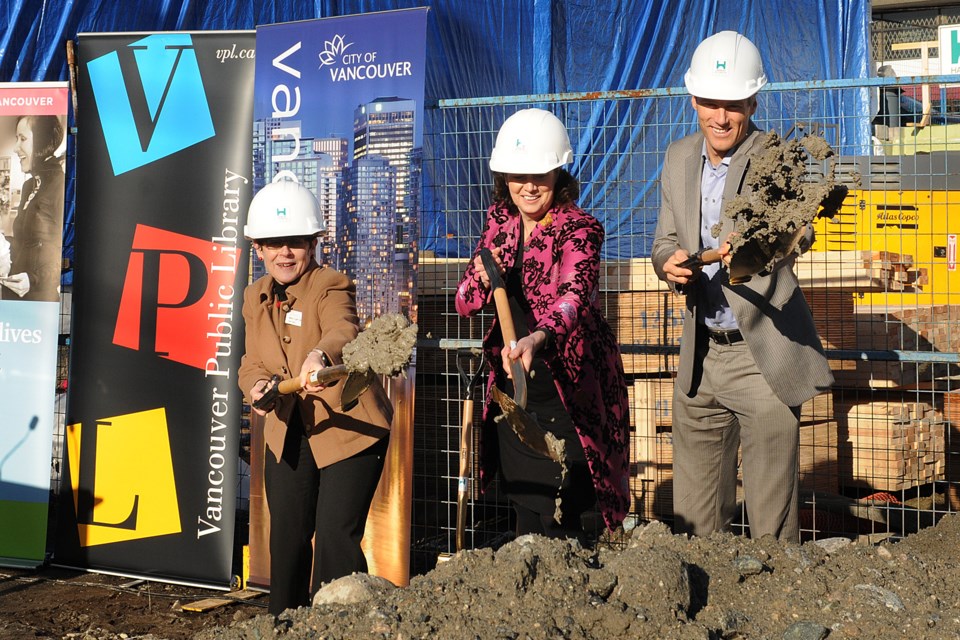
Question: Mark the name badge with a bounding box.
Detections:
[285,310,303,327]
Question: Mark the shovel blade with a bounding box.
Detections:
[340,370,376,411]
[491,386,565,464]
[509,359,527,409]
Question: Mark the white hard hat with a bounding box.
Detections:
[243,170,324,240]
[489,108,573,174]
[684,31,767,101]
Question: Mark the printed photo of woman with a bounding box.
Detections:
[1,114,66,302]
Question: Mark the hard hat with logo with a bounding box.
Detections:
[243,170,324,240]
[489,108,573,174]
[684,31,767,101]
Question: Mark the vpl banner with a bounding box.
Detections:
[0,82,68,567]
[55,32,254,587]
[251,8,427,587]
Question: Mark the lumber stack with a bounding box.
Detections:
[862,250,928,292]
[834,394,946,491]
[798,392,840,494]
[794,250,881,291]
[940,392,960,511]
[629,378,673,521]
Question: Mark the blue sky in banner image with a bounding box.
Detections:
[253,9,428,149]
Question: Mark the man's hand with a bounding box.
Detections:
[663,249,698,285]
[717,235,734,268]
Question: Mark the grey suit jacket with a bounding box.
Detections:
[651,128,834,407]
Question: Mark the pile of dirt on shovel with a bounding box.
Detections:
[195,514,960,640]
[720,131,852,272]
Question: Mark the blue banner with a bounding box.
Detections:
[251,7,428,587]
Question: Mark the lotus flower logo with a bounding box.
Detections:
[319,34,352,67]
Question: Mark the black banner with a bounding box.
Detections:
[55,31,255,587]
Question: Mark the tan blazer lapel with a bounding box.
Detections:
[719,128,762,241]
[683,136,704,249]
[258,280,289,371]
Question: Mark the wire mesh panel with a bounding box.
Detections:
[413,75,960,573]
[44,78,960,577]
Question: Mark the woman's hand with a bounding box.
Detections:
[501,330,547,377]
[472,247,504,289]
[300,349,330,393]
[249,379,274,417]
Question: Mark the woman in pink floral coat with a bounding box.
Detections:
[455,109,630,540]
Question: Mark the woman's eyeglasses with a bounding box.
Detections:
[259,237,311,250]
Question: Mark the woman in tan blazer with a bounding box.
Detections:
[238,173,392,615]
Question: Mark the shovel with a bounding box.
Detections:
[252,313,416,412]
[455,349,485,553]
[678,226,808,285]
[252,364,365,412]
[478,248,564,465]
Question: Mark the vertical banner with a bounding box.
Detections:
[55,32,255,587]
[0,82,68,567]
[251,8,427,587]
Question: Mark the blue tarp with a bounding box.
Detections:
[3,0,871,261]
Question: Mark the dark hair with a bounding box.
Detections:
[18,115,65,163]
[491,168,580,214]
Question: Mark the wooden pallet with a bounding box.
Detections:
[181,589,261,612]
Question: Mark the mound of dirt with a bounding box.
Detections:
[196,514,960,640]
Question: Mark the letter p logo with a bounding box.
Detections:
[114,224,236,370]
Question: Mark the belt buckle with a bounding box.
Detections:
[709,329,739,345]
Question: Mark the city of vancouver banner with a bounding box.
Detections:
[0,82,68,567]
[250,7,427,588]
[55,32,255,587]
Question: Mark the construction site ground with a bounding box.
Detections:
[2,513,959,639]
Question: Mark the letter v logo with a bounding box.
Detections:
[87,33,215,175]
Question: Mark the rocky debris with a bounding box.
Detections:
[311,573,397,606]
[195,514,960,640]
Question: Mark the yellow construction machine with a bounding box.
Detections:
[811,151,960,308]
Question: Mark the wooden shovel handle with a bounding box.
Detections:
[491,287,518,347]
[275,363,349,394]
[455,396,475,552]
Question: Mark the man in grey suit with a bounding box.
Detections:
[651,31,834,541]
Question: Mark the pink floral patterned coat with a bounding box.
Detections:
[455,202,630,529]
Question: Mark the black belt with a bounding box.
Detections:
[707,328,743,345]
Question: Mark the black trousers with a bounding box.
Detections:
[264,423,388,615]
